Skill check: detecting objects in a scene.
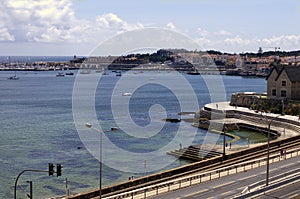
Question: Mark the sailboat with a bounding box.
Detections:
[8,57,19,80]
[8,71,19,80]
[56,66,65,77]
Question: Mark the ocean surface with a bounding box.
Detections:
[0,56,74,63]
[0,69,266,198]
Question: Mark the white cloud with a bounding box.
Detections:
[194,37,211,48]
[96,13,143,33]
[224,35,251,46]
[260,35,300,47]
[0,0,77,42]
[166,22,176,30]
[0,27,15,41]
[96,13,123,28]
[0,1,299,55]
[214,30,232,36]
[0,0,143,43]
[196,28,209,37]
[222,34,300,52]
[197,34,300,53]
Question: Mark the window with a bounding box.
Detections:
[272,89,276,96]
[281,90,287,97]
[282,80,286,87]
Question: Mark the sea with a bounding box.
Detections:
[0,58,267,198]
[0,56,73,63]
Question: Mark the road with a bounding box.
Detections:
[256,181,300,199]
[151,155,300,199]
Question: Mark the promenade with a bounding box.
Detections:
[99,102,300,199]
[168,101,300,162]
[205,101,300,124]
[63,102,300,199]
[203,101,299,154]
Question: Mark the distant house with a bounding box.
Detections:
[242,61,258,73]
[267,65,300,100]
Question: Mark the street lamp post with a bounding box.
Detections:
[85,123,118,199]
[246,137,249,148]
[223,125,227,158]
[143,160,147,176]
[259,113,280,186]
[266,122,271,187]
[281,98,285,115]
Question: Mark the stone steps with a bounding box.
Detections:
[167,145,223,161]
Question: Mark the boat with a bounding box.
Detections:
[163,118,181,123]
[122,92,132,96]
[187,71,200,75]
[65,72,74,76]
[8,71,19,80]
[65,67,74,76]
[7,57,19,80]
[102,70,109,75]
[8,75,19,80]
[56,72,65,77]
[80,70,91,74]
[116,71,122,76]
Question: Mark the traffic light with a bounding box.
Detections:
[56,164,62,177]
[48,163,55,176]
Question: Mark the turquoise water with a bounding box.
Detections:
[230,128,268,145]
[0,70,266,198]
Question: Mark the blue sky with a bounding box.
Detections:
[0,0,299,55]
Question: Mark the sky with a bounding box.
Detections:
[0,0,299,56]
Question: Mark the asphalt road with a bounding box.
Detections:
[256,181,300,199]
[151,155,300,199]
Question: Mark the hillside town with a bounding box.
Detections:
[1,49,300,77]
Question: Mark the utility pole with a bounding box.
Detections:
[65,178,70,196]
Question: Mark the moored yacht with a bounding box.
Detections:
[56,72,65,77]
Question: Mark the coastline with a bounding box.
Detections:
[63,101,300,198]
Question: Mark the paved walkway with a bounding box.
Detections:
[202,101,300,154]
[207,101,300,122]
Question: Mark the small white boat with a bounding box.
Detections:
[122,92,132,96]
[56,72,65,77]
[80,70,91,74]
[102,70,109,75]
